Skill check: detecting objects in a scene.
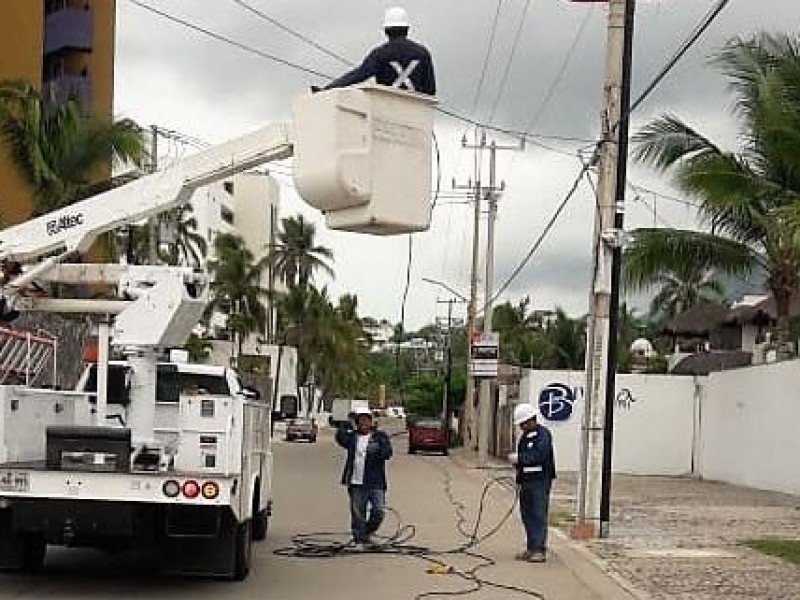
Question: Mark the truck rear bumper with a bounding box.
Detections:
[0,467,234,507]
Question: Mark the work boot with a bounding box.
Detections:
[515,550,546,563]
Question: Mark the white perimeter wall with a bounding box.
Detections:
[519,360,800,495]
[700,360,800,495]
[519,370,697,476]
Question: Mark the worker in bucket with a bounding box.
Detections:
[320,6,436,96]
[509,403,556,563]
[335,405,393,550]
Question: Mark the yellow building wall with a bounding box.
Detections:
[0,0,44,226]
[0,0,115,227]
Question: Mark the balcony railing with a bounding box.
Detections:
[43,74,91,110]
[44,8,93,55]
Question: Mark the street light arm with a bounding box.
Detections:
[421,277,468,302]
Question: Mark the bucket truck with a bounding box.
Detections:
[0,85,435,579]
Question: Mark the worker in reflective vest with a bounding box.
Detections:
[322,6,436,96]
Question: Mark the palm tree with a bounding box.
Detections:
[625,33,800,350]
[206,233,269,358]
[270,215,334,289]
[645,268,725,322]
[0,80,147,215]
[158,204,208,267]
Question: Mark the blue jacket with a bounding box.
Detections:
[325,36,436,95]
[335,427,393,490]
[515,424,556,485]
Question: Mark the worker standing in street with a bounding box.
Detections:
[510,403,556,563]
[335,406,393,550]
[321,6,436,96]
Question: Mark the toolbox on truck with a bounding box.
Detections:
[45,426,131,472]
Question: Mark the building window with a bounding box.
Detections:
[220,206,234,225]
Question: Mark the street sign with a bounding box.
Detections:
[470,332,499,378]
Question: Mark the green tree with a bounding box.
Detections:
[0,80,147,215]
[158,204,208,267]
[270,214,334,289]
[206,233,268,357]
[625,33,800,352]
[644,268,725,322]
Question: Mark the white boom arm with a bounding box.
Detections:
[0,122,292,268]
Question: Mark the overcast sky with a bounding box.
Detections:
[114,0,799,329]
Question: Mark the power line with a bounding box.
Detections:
[486,0,531,124]
[630,0,731,113]
[125,0,334,79]
[469,0,505,121]
[523,7,594,134]
[230,0,354,67]
[487,158,595,308]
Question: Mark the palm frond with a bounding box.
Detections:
[623,228,756,291]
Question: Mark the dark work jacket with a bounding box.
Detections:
[335,427,393,490]
[515,424,556,485]
[324,36,436,95]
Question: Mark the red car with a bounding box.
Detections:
[408,418,448,455]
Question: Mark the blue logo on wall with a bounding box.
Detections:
[538,383,578,421]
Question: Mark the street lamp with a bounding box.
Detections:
[421,277,468,303]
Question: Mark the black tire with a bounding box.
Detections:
[310,436,317,443]
[232,520,252,581]
[19,535,46,573]
[252,509,268,542]
[408,446,416,454]
[442,448,449,456]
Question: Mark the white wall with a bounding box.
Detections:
[700,360,800,495]
[519,370,697,476]
[518,360,800,495]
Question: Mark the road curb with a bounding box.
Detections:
[448,449,650,600]
[550,528,652,600]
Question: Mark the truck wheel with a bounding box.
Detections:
[232,520,252,581]
[408,446,416,454]
[252,509,268,542]
[19,535,46,573]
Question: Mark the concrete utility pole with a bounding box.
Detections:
[452,154,484,452]
[575,0,636,539]
[461,135,522,467]
[436,297,464,433]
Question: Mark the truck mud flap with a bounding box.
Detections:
[159,509,242,578]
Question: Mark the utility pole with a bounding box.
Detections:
[574,0,636,539]
[461,135,522,467]
[436,297,465,438]
[452,157,483,452]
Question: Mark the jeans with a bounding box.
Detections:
[519,479,552,553]
[348,485,386,543]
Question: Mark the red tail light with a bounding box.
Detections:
[182,480,200,499]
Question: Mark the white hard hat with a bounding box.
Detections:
[383,6,410,29]
[513,403,538,426]
[353,406,373,417]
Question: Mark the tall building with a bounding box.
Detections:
[0,0,116,226]
[191,172,282,340]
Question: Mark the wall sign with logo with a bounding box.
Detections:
[538,382,584,422]
[470,332,499,378]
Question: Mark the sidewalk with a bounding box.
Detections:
[387,447,649,600]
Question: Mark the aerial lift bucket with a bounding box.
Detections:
[292,84,437,235]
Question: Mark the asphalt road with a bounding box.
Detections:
[0,420,460,600]
[0,420,618,600]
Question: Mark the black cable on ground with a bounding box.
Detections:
[272,456,544,599]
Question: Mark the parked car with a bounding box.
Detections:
[285,418,318,443]
[387,406,406,419]
[408,418,448,455]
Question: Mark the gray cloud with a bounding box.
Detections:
[114,0,799,328]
